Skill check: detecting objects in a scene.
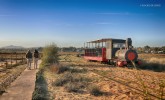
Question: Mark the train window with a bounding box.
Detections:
[113,43,125,48]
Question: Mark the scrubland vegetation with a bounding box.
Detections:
[41,43,59,65]
[139,54,165,72]
[33,45,165,99]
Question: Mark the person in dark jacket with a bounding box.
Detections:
[33,49,39,69]
[26,50,32,70]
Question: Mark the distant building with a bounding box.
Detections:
[151,51,156,54]
[158,51,164,54]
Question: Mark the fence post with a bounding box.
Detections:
[16,52,17,64]
[5,61,8,69]
[11,54,12,66]
[22,56,23,63]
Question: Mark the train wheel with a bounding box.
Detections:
[108,60,111,65]
[108,60,114,65]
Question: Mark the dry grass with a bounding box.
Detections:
[52,72,90,93]
[88,85,103,96]
[131,60,165,100]
[148,57,165,64]
[50,64,87,74]
[138,53,165,60]
[136,53,165,72]
[40,53,165,99]
[54,65,70,74]
[139,57,165,72]
[65,82,86,93]
[53,72,73,86]
[0,64,26,94]
[59,52,78,55]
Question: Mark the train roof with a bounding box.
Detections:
[87,38,126,43]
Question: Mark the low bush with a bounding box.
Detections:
[56,66,70,74]
[65,82,86,93]
[41,43,59,66]
[32,69,49,100]
[50,64,87,74]
[69,67,87,73]
[139,59,165,72]
[88,85,103,96]
[52,72,91,93]
[52,72,73,86]
[53,77,68,86]
[32,85,48,100]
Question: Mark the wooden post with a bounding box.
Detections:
[5,61,8,69]
[22,56,23,63]
[11,54,12,66]
[16,52,17,64]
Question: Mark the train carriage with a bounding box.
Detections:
[84,38,141,67]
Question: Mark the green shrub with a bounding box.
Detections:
[32,85,48,98]
[88,85,103,96]
[69,67,87,73]
[41,43,59,66]
[51,65,87,74]
[53,72,73,86]
[36,74,45,84]
[32,86,48,100]
[53,72,90,87]
[65,82,85,93]
[138,60,165,72]
[53,78,68,86]
[56,66,70,74]
[32,69,49,100]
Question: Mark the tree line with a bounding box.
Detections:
[136,46,165,54]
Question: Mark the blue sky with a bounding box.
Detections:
[0,0,165,47]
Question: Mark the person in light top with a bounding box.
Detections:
[33,49,39,69]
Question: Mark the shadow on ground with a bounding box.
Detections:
[138,61,165,72]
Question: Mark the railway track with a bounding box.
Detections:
[60,55,165,99]
[66,61,163,99]
[90,69,162,100]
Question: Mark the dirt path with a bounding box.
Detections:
[0,60,41,100]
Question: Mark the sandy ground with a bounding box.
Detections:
[46,55,165,100]
[0,60,41,100]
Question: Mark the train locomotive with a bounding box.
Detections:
[84,38,141,67]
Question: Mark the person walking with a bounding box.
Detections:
[33,49,39,69]
[26,50,32,70]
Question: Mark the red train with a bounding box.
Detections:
[84,38,141,67]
